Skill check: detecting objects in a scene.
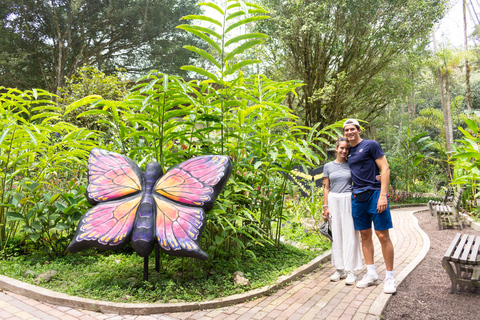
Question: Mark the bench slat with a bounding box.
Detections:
[444,233,462,259]
[460,235,476,264]
[468,236,480,265]
[452,234,469,262]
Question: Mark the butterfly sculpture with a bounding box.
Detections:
[288,165,324,198]
[67,148,232,280]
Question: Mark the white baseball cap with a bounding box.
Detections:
[343,119,360,128]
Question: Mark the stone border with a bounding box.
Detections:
[0,251,331,315]
[460,213,480,231]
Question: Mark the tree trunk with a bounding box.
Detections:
[444,73,454,152]
[464,0,472,110]
[432,32,453,152]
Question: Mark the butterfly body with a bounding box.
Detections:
[68,149,232,262]
[131,162,162,257]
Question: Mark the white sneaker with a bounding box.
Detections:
[356,273,379,288]
[384,277,397,294]
[330,270,346,282]
[345,271,356,285]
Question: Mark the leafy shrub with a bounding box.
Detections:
[0,88,97,256]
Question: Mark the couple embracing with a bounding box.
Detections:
[322,119,396,294]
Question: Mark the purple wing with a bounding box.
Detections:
[154,155,232,210]
[154,195,207,260]
[67,194,141,253]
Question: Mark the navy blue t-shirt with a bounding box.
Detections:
[347,139,384,192]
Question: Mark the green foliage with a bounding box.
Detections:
[254,0,448,128]
[59,66,128,133]
[65,0,341,263]
[450,116,480,213]
[388,128,435,195]
[0,243,318,302]
[0,0,202,91]
[0,87,97,254]
[280,221,330,251]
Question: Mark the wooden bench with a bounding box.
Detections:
[442,233,480,293]
[428,188,452,217]
[431,187,464,230]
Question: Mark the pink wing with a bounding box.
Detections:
[154,155,231,209]
[87,148,143,203]
[154,195,207,259]
[67,194,141,252]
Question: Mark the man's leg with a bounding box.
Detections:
[356,228,380,288]
[360,228,374,265]
[375,229,394,271]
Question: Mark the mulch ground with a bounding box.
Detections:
[382,210,480,320]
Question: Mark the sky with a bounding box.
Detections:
[436,0,478,47]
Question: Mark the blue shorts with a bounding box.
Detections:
[351,190,393,231]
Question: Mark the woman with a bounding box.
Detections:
[323,137,362,284]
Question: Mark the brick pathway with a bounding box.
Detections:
[0,207,428,320]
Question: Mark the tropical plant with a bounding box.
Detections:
[0,88,97,254]
[65,0,342,264]
[450,117,480,214]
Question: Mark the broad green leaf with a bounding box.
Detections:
[163,74,169,91]
[464,118,478,133]
[177,25,222,53]
[55,223,70,231]
[225,33,268,47]
[225,16,270,34]
[176,24,221,40]
[283,143,293,160]
[224,40,264,61]
[412,154,424,166]
[64,95,102,115]
[181,15,222,27]
[226,11,248,21]
[458,127,475,140]
[199,2,224,15]
[181,66,219,82]
[451,152,480,159]
[23,128,37,147]
[142,78,159,93]
[0,127,10,146]
[184,45,221,68]
[224,59,261,76]
[6,211,24,222]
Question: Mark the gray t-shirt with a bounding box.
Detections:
[323,161,352,193]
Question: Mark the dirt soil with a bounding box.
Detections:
[382,210,480,320]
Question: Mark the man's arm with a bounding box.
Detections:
[375,155,390,213]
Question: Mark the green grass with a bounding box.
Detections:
[280,221,332,250]
[0,243,322,303]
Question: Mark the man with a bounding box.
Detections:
[343,119,396,294]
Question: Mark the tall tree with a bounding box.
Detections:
[0,0,202,92]
[432,33,453,152]
[255,0,447,128]
[464,0,472,110]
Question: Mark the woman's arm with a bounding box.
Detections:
[323,177,331,219]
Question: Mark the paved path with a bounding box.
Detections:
[0,207,429,320]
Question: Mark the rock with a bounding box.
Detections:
[23,270,36,278]
[35,270,58,283]
[233,271,250,287]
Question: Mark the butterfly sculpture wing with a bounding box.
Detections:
[68,150,232,260]
[288,165,324,198]
[153,155,232,259]
[67,148,145,253]
[86,148,144,204]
